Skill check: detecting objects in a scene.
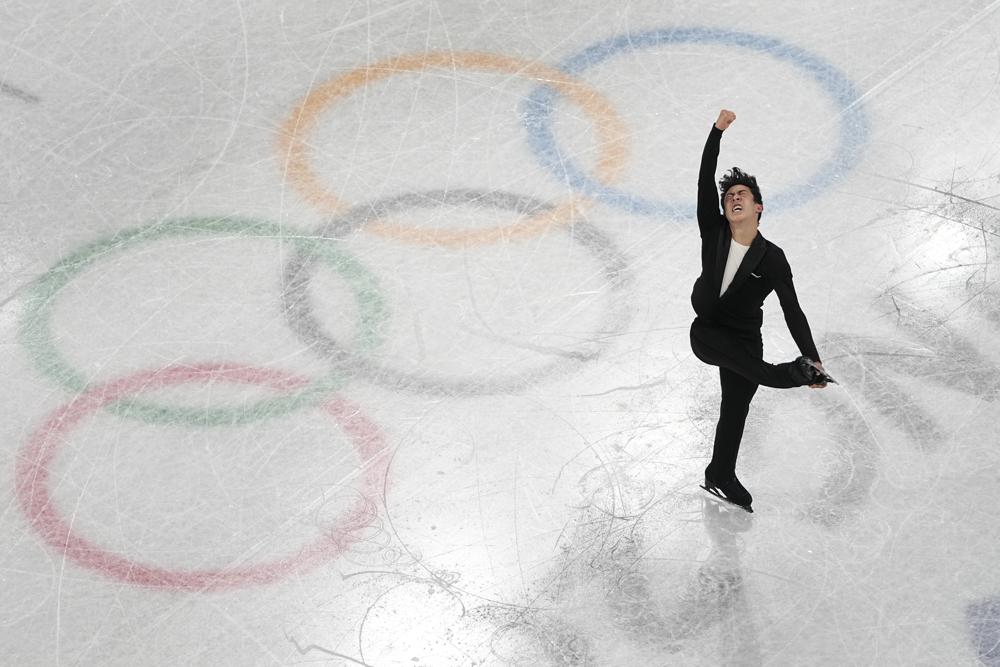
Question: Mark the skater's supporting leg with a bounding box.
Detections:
[706,366,758,481]
[690,318,806,388]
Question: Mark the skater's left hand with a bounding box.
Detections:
[810,362,828,389]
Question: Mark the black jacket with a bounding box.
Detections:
[690,125,820,362]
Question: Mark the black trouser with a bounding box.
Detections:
[689,317,802,480]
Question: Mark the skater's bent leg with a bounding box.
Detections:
[706,367,758,480]
[690,319,801,388]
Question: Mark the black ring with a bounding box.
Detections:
[282,189,632,396]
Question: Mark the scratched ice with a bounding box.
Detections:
[2,1,1000,665]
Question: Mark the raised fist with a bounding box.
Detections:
[715,109,736,131]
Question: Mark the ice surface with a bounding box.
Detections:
[2,1,1000,665]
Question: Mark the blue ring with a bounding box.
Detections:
[522,27,869,218]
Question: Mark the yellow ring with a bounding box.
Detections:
[276,51,629,247]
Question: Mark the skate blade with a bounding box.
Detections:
[700,485,753,513]
[806,361,838,385]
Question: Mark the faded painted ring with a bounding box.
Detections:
[523,27,869,217]
[18,217,388,426]
[15,363,388,591]
[283,189,632,396]
[276,50,629,246]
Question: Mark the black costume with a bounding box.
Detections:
[690,125,821,488]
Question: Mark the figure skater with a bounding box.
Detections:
[690,109,834,512]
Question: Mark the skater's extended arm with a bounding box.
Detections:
[774,263,820,363]
[697,110,734,237]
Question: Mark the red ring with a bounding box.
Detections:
[15,363,388,591]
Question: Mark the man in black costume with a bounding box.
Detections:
[690,109,831,512]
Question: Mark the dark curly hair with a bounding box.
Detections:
[718,167,763,221]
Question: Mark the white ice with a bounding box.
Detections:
[2,1,1000,665]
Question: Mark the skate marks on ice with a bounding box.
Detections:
[485,445,767,663]
[286,516,594,665]
[283,446,757,663]
[285,488,452,667]
[967,597,1000,666]
[287,573,594,666]
[603,505,760,662]
[549,478,764,664]
[442,605,591,666]
[280,423,598,666]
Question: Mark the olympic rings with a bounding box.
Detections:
[15,363,388,591]
[276,50,630,246]
[522,27,869,217]
[18,216,388,426]
[15,33,870,589]
[282,188,632,395]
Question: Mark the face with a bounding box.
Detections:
[723,185,763,225]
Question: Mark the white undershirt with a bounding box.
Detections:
[719,238,751,296]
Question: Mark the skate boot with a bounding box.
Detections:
[793,356,837,386]
[701,474,753,513]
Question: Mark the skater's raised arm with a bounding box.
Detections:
[697,110,734,237]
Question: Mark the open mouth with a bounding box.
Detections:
[733,205,743,212]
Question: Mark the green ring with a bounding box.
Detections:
[18,217,387,426]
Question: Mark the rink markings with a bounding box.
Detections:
[0,80,40,104]
[14,32,872,594]
[17,216,388,426]
[276,50,629,247]
[15,363,389,591]
[522,27,869,217]
[967,597,1000,665]
[281,188,633,395]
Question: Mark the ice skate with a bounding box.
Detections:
[700,474,753,513]
[794,356,837,386]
